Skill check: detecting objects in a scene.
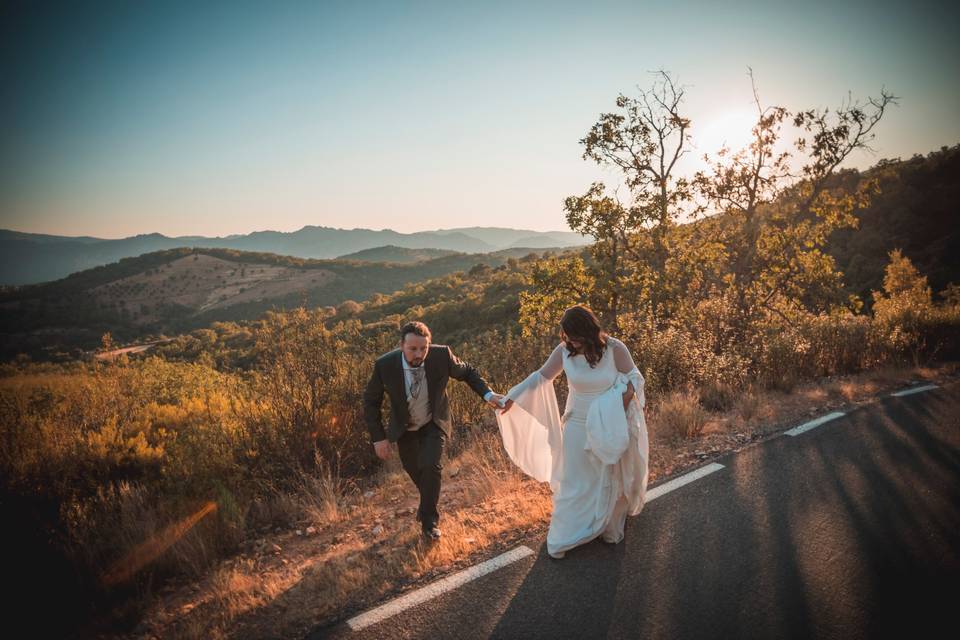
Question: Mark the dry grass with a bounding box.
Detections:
[698,379,738,412]
[128,362,958,639]
[651,389,709,441]
[295,455,351,525]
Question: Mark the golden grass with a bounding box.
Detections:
[651,389,708,440]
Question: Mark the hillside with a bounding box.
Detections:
[0,246,571,360]
[0,226,590,285]
[825,144,960,303]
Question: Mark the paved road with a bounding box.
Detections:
[309,383,960,639]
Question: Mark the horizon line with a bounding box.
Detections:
[0,224,582,241]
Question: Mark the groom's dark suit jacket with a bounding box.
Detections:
[363,344,492,443]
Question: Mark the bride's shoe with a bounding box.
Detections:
[548,549,565,559]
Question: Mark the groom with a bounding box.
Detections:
[363,321,503,540]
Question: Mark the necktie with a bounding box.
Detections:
[410,367,425,399]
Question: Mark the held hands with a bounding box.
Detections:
[487,392,514,414]
[373,439,391,460]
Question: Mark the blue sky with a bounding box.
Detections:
[1,0,957,238]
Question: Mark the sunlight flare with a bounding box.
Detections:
[100,501,218,587]
[696,109,759,156]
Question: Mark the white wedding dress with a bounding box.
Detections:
[496,336,649,558]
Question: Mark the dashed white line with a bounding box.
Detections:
[891,384,939,397]
[785,411,846,436]
[645,462,725,502]
[346,545,535,631]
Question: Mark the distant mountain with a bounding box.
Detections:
[0,226,590,285]
[506,233,583,248]
[432,227,588,248]
[336,245,459,263]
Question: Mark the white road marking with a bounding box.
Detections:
[645,462,725,502]
[785,411,846,436]
[891,384,939,397]
[346,545,535,631]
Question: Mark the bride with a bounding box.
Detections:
[494,305,649,559]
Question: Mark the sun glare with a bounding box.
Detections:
[100,501,218,586]
[696,110,759,157]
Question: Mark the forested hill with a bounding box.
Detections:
[826,143,960,303]
[0,245,568,360]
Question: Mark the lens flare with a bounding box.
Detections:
[100,501,218,587]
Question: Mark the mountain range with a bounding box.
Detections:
[0,226,589,285]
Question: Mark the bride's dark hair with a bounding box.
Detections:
[560,305,607,368]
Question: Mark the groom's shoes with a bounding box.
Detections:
[422,525,442,541]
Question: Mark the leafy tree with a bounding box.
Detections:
[691,69,897,341]
[873,249,933,311]
[565,70,697,327]
[871,249,935,363]
[517,254,591,337]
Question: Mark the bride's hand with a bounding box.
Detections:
[622,382,635,410]
[500,398,514,414]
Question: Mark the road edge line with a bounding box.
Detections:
[646,462,725,502]
[346,545,535,631]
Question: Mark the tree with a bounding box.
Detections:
[873,249,932,311]
[940,283,960,308]
[253,308,351,470]
[692,69,897,341]
[569,70,699,327]
[871,249,935,364]
[518,254,592,338]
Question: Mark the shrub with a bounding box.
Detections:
[651,389,708,441]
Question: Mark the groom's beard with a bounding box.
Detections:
[406,356,425,367]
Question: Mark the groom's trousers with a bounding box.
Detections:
[396,421,446,529]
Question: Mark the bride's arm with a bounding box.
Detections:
[500,343,564,411]
[537,343,565,381]
[611,337,645,408]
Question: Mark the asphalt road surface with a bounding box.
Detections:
[309,382,960,639]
